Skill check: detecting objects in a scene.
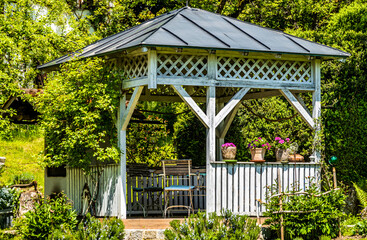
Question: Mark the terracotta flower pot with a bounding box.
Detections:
[250,148,266,163]
[222,147,237,160]
[275,148,289,163]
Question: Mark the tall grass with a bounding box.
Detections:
[0,125,44,191]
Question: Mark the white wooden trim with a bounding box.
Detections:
[206,86,216,214]
[280,89,314,129]
[157,77,314,91]
[214,88,250,128]
[122,78,148,89]
[147,50,157,89]
[121,86,144,131]
[172,85,209,128]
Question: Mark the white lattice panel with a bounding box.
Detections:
[122,55,148,79]
[157,54,208,77]
[217,57,312,83]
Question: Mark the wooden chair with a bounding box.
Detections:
[161,159,195,217]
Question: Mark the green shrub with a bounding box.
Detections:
[0,187,19,211]
[16,193,77,240]
[353,219,367,237]
[49,213,125,240]
[11,172,34,185]
[264,182,346,239]
[164,210,261,240]
[319,236,331,240]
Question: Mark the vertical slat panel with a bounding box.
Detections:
[300,164,305,191]
[238,165,244,213]
[261,165,267,213]
[288,164,294,191]
[244,164,250,214]
[227,164,233,212]
[283,164,289,192]
[249,164,256,214]
[305,164,311,189]
[233,164,239,213]
[215,164,221,214]
[255,164,261,216]
[221,164,227,211]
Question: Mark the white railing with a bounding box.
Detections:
[211,162,321,216]
[65,162,320,217]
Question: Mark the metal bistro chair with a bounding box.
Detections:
[162,159,195,217]
[127,164,163,217]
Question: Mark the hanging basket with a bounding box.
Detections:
[250,148,266,163]
[221,147,237,160]
[275,148,289,163]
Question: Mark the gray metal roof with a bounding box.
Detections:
[38,7,350,70]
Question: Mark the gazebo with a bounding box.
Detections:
[39,7,349,219]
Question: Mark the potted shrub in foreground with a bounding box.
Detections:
[248,137,271,163]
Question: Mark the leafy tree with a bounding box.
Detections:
[35,58,121,170]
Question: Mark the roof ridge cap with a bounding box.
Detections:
[140,7,187,44]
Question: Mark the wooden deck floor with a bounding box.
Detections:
[122,218,184,229]
[122,217,268,229]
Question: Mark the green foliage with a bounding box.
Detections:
[49,213,125,240]
[16,193,77,240]
[0,187,19,211]
[227,97,313,162]
[264,182,346,239]
[354,182,367,209]
[0,133,44,188]
[353,219,367,236]
[164,210,261,240]
[319,236,331,240]
[174,104,206,166]
[11,172,34,185]
[36,58,121,170]
[342,215,361,236]
[127,115,176,167]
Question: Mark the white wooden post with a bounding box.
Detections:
[117,86,143,219]
[312,59,321,162]
[206,86,216,214]
[117,94,127,219]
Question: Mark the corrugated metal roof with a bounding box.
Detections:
[38,7,350,70]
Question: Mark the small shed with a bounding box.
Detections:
[39,7,349,218]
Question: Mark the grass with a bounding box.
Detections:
[0,126,44,191]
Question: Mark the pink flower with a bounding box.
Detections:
[286,138,290,142]
[279,140,285,144]
[275,137,281,141]
[258,137,262,140]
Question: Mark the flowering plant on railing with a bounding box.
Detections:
[247,137,271,150]
[273,137,292,149]
[221,143,236,148]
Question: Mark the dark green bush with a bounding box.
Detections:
[264,182,346,239]
[16,193,77,240]
[0,187,19,211]
[49,213,125,240]
[164,210,261,240]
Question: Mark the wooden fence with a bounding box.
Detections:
[64,162,320,217]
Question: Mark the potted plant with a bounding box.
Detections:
[221,143,237,162]
[274,137,291,163]
[248,137,271,163]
